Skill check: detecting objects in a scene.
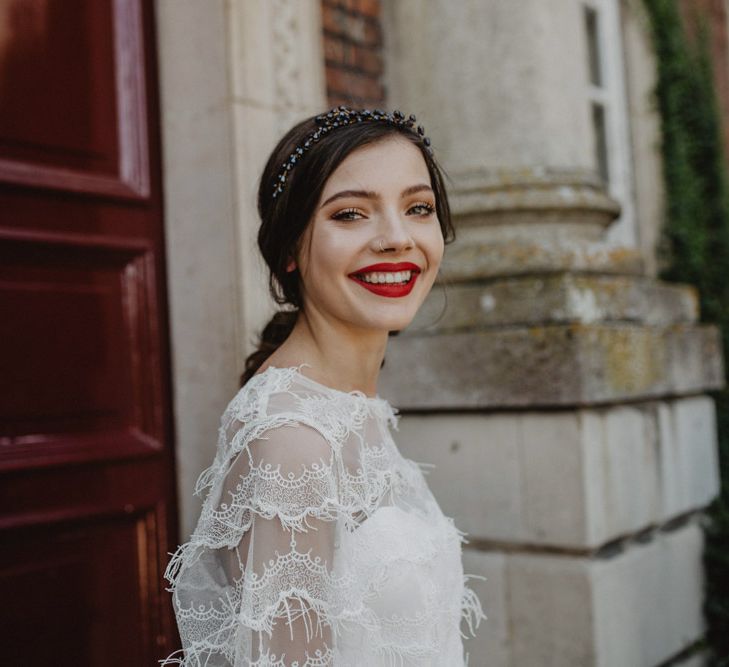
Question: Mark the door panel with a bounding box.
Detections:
[0,0,179,663]
[0,0,149,197]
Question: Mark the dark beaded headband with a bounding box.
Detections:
[271,106,433,200]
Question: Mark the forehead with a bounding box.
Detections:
[320,136,430,197]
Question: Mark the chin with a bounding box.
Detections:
[368,314,416,332]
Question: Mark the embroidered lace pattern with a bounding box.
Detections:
[162,364,485,666]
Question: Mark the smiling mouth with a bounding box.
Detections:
[348,269,421,297]
[352,269,416,285]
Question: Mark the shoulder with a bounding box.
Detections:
[238,363,395,443]
[195,366,343,495]
[235,364,341,445]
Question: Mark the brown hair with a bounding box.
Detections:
[240,110,455,386]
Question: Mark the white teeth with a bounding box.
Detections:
[358,270,413,284]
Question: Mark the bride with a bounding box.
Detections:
[162,107,485,666]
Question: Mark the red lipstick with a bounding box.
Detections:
[348,262,422,298]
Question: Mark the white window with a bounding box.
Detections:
[583,0,637,247]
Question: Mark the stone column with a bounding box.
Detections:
[381,1,723,665]
[156,0,326,536]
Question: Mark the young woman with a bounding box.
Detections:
[163,107,485,666]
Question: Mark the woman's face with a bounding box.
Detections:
[293,136,445,334]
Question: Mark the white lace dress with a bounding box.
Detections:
[162,364,485,666]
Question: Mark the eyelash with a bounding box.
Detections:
[331,202,436,221]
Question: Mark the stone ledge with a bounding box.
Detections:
[381,323,724,409]
[440,239,645,281]
[450,167,620,235]
[412,274,698,331]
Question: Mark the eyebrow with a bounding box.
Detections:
[319,184,434,209]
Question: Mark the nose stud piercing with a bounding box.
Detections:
[379,239,386,252]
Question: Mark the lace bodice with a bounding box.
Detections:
[162,364,485,666]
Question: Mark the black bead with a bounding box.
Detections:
[423,137,431,146]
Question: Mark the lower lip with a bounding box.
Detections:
[348,272,420,297]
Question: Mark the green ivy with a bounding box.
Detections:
[643,0,729,663]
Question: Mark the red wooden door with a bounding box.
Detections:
[0,1,179,664]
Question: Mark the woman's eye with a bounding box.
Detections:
[409,202,435,216]
[331,207,363,221]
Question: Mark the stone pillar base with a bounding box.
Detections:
[380,270,723,666]
[461,520,705,667]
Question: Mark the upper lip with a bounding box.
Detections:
[350,262,422,275]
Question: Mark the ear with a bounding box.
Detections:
[286,258,297,272]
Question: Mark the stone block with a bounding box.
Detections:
[580,405,662,546]
[658,397,720,521]
[507,521,704,667]
[395,414,524,543]
[409,274,698,333]
[380,323,723,409]
[461,549,509,667]
[508,553,595,666]
[517,411,588,544]
[395,397,718,548]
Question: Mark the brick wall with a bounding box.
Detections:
[321,0,385,108]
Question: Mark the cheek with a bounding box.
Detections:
[300,224,352,282]
[422,225,445,267]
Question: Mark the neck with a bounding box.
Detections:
[277,309,389,398]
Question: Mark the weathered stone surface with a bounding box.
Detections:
[380,323,723,409]
[580,406,661,546]
[410,274,698,333]
[397,414,524,543]
[507,521,704,667]
[508,553,596,666]
[658,397,720,522]
[461,549,509,667]
[448,167,620,239]
[440,238,645,281]
[385,0,596,171]
[394,397,719,548]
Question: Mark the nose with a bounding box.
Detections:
[372,208,414,253]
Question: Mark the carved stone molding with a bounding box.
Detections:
[449,167,621,240]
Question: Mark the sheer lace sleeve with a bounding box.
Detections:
[163,419,345,667]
